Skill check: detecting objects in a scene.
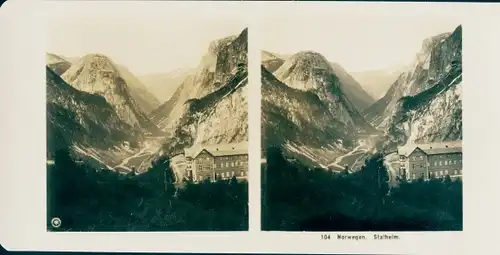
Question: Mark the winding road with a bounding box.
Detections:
[327,134,382,172]
[114,147,149,171]
[327,144,367,171]
[327,138,373,171]
[113,136,165,172]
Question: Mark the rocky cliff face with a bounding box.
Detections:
[150,28,248,134]
[168,68,248,152]
[61,54,160,133]
[46,66,141,168]
[273,51,373,132]
[365,25,463,148]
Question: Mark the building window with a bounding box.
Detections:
[419,156,424,160]
[226,172,230,177]
[221,173,225,178]
[444,161,448,166]
[445,170,449,175]
[231,171,235,176]
[412,174,416,179]
[434,161,437,166]
[231,162,234,167]
[439,161,442,166]
[240,171,244,176]
[440,170,443,176]
[226,162,229,167]
[454,160,457,165]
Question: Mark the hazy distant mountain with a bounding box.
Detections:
[60,54,160,132]
[139,68,195,103]
[114,64,161,114]
[365,25,463,148]
[261,50,285,73]
[46,53,72,75]
[328,62,375,112]
[350,68,408,100]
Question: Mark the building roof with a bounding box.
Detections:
[398,140,462,157]
[185,142,248,159]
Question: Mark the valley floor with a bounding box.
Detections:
[327,134,382,172]
[112,136,165,173]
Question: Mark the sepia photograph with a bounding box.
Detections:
[45,3,249,231]
[3,0,500,253]
[260,16,463,231]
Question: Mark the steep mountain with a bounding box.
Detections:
[150,28,248,133]
[46,52,72,75]
[350,67,407,100]
[60,54,160,133]
[365,25,463,148]
[273,51,373,132]
[137,29,249,170]
[139,68,195,103]
[262,65,354,167]
[261,50,285,73]
[46,66,142,168]
[329,62,375,112]
[169,67,248,150]
[115,65,161,114]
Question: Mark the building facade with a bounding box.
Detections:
[398,141,462,181]
[185,142,248,182]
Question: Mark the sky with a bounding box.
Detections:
[46,2,247,76]
[259,13,462,73]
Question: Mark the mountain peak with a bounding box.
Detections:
[208,35,238,55]
[79,53,118,73]
[421,32,452,52]
[273,50,334,92]
[291,51,332,70]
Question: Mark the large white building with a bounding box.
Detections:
[184,142,248,182]
[397,140,462,181]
